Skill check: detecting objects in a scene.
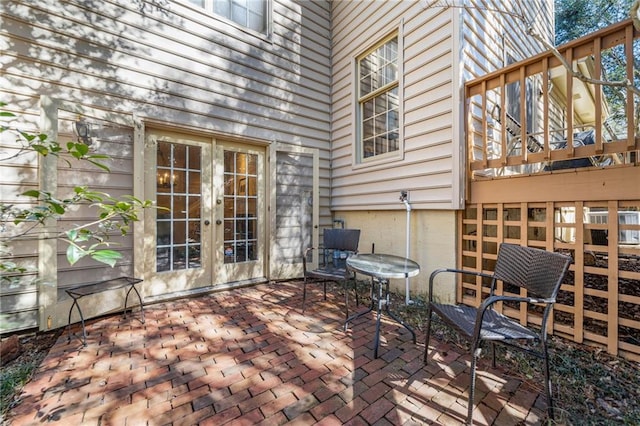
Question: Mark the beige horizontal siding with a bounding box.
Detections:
[461,0,553,80]
[1,0,331,146]
[0,103,42,333]
[331,1,458,210]
[2,0,332,213]
[0,310,38,333]
[54,125,136,288]
[330,0,552,211]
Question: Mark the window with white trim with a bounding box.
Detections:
[186,0,268,34]
[358,35,399,161]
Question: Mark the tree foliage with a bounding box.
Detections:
[555,0,640,135]
[555,0,635,44]
[0,103,153,277]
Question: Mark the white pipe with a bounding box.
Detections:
[401,192,413,305]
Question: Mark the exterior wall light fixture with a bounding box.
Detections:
[75,119,92,145]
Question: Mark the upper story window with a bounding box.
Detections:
[187,0,268,33]
[357,35,399,161]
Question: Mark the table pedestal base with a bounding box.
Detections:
[344,277,416,358]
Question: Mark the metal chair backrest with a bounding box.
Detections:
[493,243,572,300]
[322,228,360,252]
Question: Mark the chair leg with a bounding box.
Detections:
[542,340,554,420]
[302,278,307,311]
[467,344,482,425]
[344,280,349,319]
[423,305,434,364]
[323,280,327,300]
[491,342,496,368]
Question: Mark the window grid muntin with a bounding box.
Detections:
[156,142,202,272]
[187,0,267,33]
[361,87,399,158]
[223,150,258,264]
[358,35,399,160]
[359,38,398,98]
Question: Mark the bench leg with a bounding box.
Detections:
[67,298,87,346]
[124,284,145,324]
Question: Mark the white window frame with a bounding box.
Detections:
[355,32,402,165]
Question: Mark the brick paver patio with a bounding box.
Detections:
[6,281,546,425]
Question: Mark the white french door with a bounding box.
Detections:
[143,132,307,295]
[144,131,213,296]
[214,142,266,283]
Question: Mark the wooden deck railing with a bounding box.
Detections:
[461,19,640,361]
[466,19,639,178]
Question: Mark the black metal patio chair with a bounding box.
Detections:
[423,243,572,424]
[302,228,360,317]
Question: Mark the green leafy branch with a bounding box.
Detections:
[8,188,154,267]
[1,103,157,274]
[1,106,111,170]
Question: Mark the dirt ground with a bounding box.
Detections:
[0,329,61,420]
[2,330,60,367]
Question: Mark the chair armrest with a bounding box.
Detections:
[478,294,555,312]
[428,268,495,301]
[472,294,556,339]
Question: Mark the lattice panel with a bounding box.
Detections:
[459,201,640,361]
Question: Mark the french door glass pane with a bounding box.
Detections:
[223,150,258,264]
[156,141,202,272]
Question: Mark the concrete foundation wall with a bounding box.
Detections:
[335,209,457,304]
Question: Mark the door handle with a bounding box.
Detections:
[204,220,210,226]
[216,219,222,225]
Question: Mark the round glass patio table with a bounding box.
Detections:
[345,253,419,358]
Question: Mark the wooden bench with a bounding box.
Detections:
[65,276,144,345]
